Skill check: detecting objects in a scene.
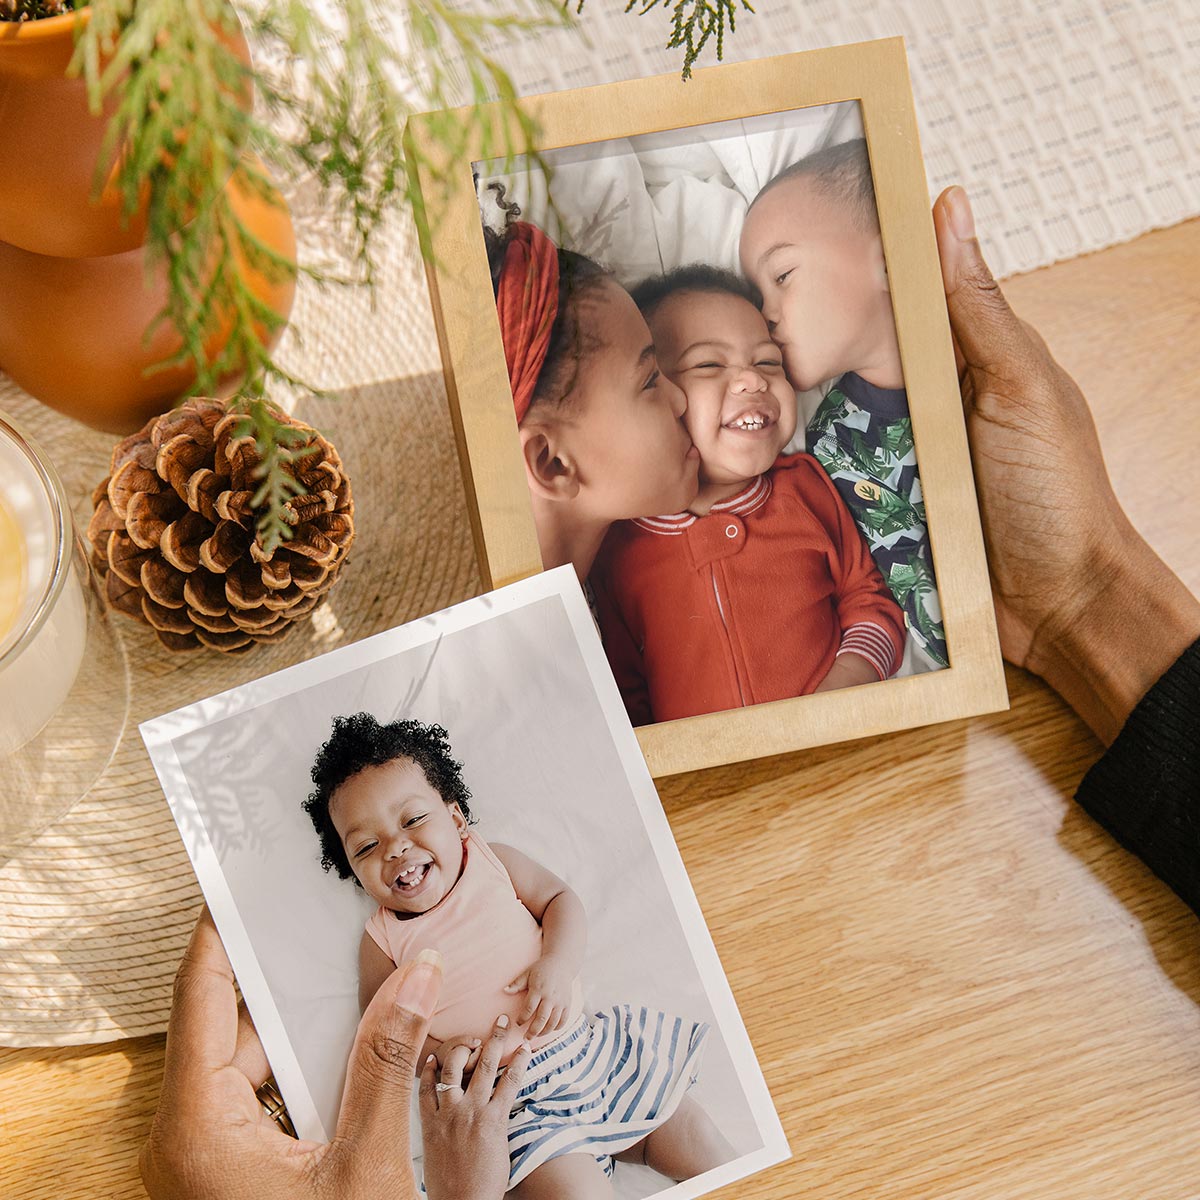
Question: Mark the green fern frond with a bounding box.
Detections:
[50,0,744,546]
[236,396,318,555]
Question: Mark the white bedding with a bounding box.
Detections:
[479,100,863,287]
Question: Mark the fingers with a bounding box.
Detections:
[504,971,528,995]
[490,1042,533,1112]
[932,186,1029,383]
[163,907,240,1091]
[435,1033,482,1082]
[525,997,558,1039]
[466,1015,511,1098]
[418,1052,440,1117]
[438,1033,483,1056]
[335,950,442,1147]
[231,999,271,1090]
[440,1040,478,1085]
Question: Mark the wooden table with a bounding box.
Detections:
[2,220,1199,1199]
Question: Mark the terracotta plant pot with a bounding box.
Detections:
[0,6,250,259]
[0,5,291,434]
[0,160,297,434]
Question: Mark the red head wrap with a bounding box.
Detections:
[495,221,560,424]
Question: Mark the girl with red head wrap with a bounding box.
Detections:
[488,219,700,580]
[495,221,561,426]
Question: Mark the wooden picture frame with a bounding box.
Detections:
[406,37,1007,777]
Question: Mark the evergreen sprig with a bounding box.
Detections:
[0,0,73,17]
[238,395,317,552]
[65,0,570,551]
[20,0,748,549]
[622,0,753,79]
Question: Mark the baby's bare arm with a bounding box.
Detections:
[814,651,881,693]
[493,844,587,1036]
[491,843,587,972]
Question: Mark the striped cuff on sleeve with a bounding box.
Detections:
[836,622,899,681]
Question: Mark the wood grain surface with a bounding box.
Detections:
[2,219,1199,1199]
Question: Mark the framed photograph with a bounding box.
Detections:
[406,37,1007,777]
[141,567,789,1200]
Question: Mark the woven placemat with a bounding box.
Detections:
[2,0,1199,1046]
[0,364,480,1045]
[494,0,1200,282]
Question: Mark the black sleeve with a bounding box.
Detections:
[1075,637,1200,917]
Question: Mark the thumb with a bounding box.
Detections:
[334,949,442,1176]
[932,186,1026,383]
[504,971,528,994]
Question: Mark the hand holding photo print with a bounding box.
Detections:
[141,567,788,1200]
[409,39,1007,775]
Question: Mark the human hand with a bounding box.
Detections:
[420,1015,533,1200]
[140,907,439,1200]
[505,955,574,1038]
[814,652,881,693]
[932,186,1200,741]
[433,1031,484,1084]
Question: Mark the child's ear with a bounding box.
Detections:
[452,805,468,837]
[520,423,581,502]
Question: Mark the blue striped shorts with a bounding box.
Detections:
[506,1003,710,1187]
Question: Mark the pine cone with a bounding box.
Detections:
[87,398,354,653]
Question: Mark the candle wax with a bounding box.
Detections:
[0,493,25,646]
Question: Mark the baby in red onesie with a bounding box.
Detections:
[591,266,906,725]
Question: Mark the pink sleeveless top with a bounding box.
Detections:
[365,833,584,1060]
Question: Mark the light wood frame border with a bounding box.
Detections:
[406,37,1007,777]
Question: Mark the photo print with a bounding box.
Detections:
[478,100,948,742]
[142,567,789,1200]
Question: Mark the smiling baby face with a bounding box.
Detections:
[330,757,469,915]
[647,288,797,509]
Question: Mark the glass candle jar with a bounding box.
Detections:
[0,412,129,861]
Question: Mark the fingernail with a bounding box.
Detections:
[425,1054,436,1065]
[395,950,442,1018]
[496,1014,510,1030]
[946,186,975,241]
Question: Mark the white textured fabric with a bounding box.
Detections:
[489,0,1200,279]
[281,0,1200,391]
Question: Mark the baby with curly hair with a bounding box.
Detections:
[303,712,731,1198]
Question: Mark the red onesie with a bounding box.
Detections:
[592,453,906,725]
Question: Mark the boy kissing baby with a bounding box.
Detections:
[739,137,948,670]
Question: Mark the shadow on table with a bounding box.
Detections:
[1013,680,1200,1010]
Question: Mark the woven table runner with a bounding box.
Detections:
[1,0,1197,1046]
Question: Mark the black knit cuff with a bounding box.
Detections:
[1075,637,1200,917]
